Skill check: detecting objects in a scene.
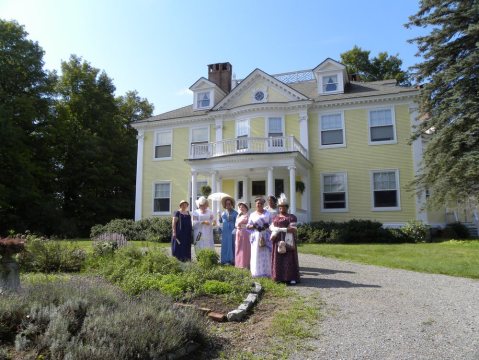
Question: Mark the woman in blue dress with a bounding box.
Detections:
[171,200,192,261]
[218,197,238,265]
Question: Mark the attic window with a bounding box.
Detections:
[323,75,338,92]
[196,91,210,108]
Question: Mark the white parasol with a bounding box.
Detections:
[207,192,235,208]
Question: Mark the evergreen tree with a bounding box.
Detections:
[406,0,479,206]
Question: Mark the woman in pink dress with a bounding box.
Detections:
[234,201,250,269]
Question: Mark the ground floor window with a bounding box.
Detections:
[321,173,347,211]
[153,182,170,213]
[371,170,400,210]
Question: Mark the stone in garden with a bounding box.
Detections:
[227,309,246,322]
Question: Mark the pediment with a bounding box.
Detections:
[189,77,217,91]
[213,69,308,111]
[313,58,346,73]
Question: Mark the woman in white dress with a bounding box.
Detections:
[192,196,215,252]
[247,197,273,278]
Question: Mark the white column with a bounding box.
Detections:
[211,171,217,214]
[217,176,222,193]
[191,171,198,211]
[305,170,312,222]
[215,118,223,155]
[243,176,249,207]
[288,166,296,214]
[299,111,309,156]
[267,167,274,197]
[134,130,145,221]
[410,105,428,223]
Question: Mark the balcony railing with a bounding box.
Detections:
[190,136,308,159]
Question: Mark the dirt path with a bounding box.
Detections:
[291,253,479,360]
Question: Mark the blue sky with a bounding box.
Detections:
[1,0,426,114]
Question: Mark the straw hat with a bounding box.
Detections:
[178,199,189,207]
[254,196,266,204]
[237,200,249,210]
[221,196,235,208]
[195,196,208,207]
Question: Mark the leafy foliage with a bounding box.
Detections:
[406,0,479,207]
[401,220,429,243]
[196,248,219,269]
[340,45,410,84]
[442,222,470,239]
[91,217,172,242]
[17,235,86,273]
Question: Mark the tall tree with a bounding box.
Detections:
[0,19,58,235]
[406,0,479,207]
[340,45,410,84]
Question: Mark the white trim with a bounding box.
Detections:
[368,106,397,145]
[134,131,144,221]
[252,87,268,103]
[370,169,401,211]
[320,172,349,212]
[319,110,346,149]
[152,180,172,215]
[153,129,172,161]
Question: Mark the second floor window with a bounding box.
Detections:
[155,131,172,159]
[191,127,209,157]
[320,113,344,147]
[369,108,395,143]
[236,119,249,150]
[268,117,284,147]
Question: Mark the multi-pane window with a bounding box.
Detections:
[196,91,210,108]
[268,117,284,148]
[320,113,344,146]
[191,127,209,157]
[322,173,347,210]
[274,179,284,198]
[236,119,249,150]
[154,131,172,159]
[369,109,395,143]
[322,75,338,92]
[153,182,170,213]
[372,171,399,209]
[252,181,265,196]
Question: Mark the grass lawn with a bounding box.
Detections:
[297,240,479,279]
[66,239,170,253]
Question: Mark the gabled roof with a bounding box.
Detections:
[313,58,346,72]
[189,77,227,98]
[212,68,309,111]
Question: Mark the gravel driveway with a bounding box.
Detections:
[291,253,479,360]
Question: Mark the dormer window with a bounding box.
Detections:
[196,91,211,109]
[323,75,338,92]
[313,58,348,96]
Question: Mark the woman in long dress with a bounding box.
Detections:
[218,197,238,265]
[270,194,300,284]
[192,196,215,252]
[247,197,273,278]
[171,200,192,261]
[235,201,250,269]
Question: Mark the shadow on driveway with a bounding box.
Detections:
[296,275,382,289]
[300,266,355,276]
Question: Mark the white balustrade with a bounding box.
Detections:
[190,136,308,159]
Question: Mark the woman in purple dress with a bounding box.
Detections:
[171,200,192,261]
[270,194,300,284]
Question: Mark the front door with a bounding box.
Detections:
[251,180,266,208]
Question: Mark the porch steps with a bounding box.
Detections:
[463,222,479,237]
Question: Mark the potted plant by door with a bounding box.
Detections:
[295,181,305,194]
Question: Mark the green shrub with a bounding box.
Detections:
[196,249,219,269]
[91,217,172,243]
[17,236,86,273]
[442,222,470,239]
[297,220,392,244]
[401,220,429,243]
[92,240,118,256]
[3,278,207,359]
[202,280,234,295]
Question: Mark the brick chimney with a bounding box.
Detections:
[208,62,232,94]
